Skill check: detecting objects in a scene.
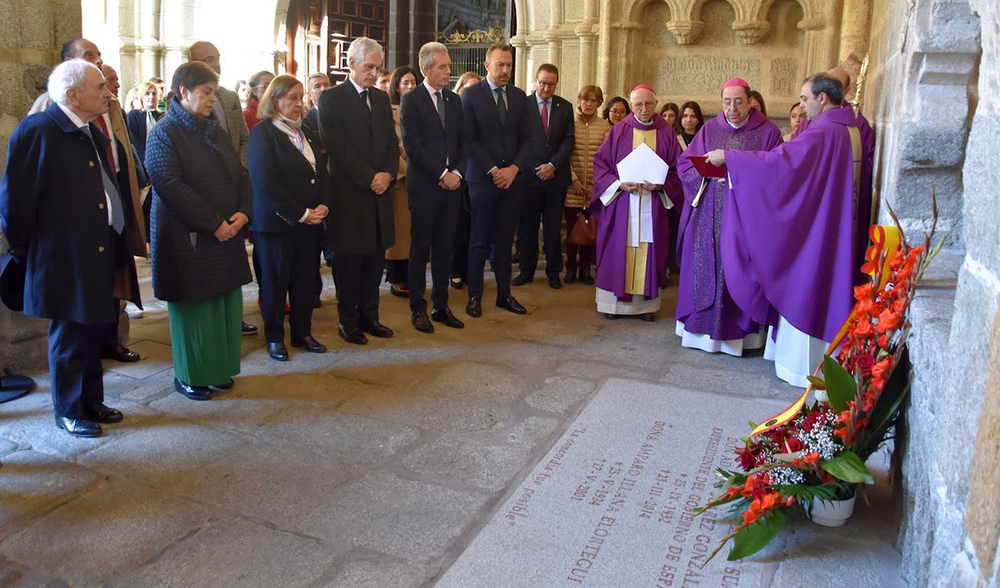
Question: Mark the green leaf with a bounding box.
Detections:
[821,451,874,484]
[727,509,788,560]
[822,356,857,413]
[806,375,827,390]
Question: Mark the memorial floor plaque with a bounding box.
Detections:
[438,379,787,588]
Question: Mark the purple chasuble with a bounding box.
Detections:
[724,106,859,343]
[675,110,784,340]
[590,113,683,301]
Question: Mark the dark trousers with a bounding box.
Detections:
[564,207,594,274]
[49,319,109,419]
[254,229,320,343]
[517,184,566,277]
[451,184,471,281]
[408,188,461,315]
[467,181,523,299]
[334,251,385,329]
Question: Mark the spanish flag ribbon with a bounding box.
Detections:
[749,225,902,438]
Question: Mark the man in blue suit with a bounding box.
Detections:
[400,42,468,333]
[461,41,539,318]
[1,60,142,437]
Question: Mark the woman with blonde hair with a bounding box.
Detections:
[126,81,165,164]
[246,74,330,360]
[566,85,611,285]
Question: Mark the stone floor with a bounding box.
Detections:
[0,259,905,587]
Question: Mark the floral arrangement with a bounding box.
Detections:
[695,209,942,562]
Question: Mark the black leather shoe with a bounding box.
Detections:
[466,296,482,318]
[360,321,394,338]
[604,313,619,320]
[431,307,465,329]
[241,321,258,336]
[174,377,213,401]
[412,313,434,333]
[103,344,140,363]
[291,336,327,353]
[511,273,533,286]
[496,295,527,315]
[210,379,234,391]
[564,270,577,284]
[548,275,563,289]
[338,324,368,345]
[267,341,289,361]
[389,284,408,298]
[640,312,656,322]
[450,279,465,290]
[88,403,123,423]
[55,416,102,437]
[579,271,595,285]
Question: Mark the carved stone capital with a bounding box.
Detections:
[509,35,528,49]
[665,19,705,45]
[732,20,771,45]
[611,21,643,31]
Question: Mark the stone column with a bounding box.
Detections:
[595,0,613,94]
[0,0,83,372]
[575,0,599,85]
[839,0,873,64]
[510,34,529,89]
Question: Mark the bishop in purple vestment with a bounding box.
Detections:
[590,85,683,320]
[705,73,861,387]
[675,78,784,356]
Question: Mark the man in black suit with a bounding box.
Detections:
[303,72,331,134]
[1,60,142,437]
[461,42,539,318]
[400,42,467,334]
[513,63,575,290]
[318,37,399,345]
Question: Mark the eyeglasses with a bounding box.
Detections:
[536,81,557,88]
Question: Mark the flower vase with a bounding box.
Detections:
[804,494,856,527]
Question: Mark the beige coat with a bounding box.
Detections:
[567,113,611,209]
[385,105,411,260]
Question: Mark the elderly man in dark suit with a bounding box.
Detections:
[513,63,575,290]
[1,60,142,437]
[318,36,399,345]
[400,42,467,334]
[461,41,539,318]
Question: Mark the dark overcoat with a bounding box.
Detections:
[0,104,141,324]
[145,97,253,303]
[317,81,399,255]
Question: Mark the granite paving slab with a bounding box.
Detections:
[436,378,903,587]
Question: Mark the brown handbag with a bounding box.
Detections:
[568,210,597,246]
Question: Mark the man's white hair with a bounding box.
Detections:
[418,42,449,70]
[347,37,384,66]
[49,59,99,106]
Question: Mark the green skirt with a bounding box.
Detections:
[167,289,243,387]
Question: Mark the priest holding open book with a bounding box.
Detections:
[675,78,783,356]
[590,85,683,321]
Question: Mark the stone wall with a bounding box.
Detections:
[0,1,82,373]
[869,0,1000,585]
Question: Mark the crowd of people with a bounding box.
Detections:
[0,35,873,437]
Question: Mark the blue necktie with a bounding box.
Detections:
[81,125,125,234]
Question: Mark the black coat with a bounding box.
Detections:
[460,79,539,184]
[247,120,330,233]
[145,97,253,302]
[126,108,164,164]
[317,81,399,255]
[399,85,466,192]
[526,93,575,187]
[0,104,140,324]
